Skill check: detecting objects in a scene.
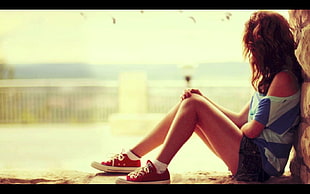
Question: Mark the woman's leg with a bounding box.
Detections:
[130,97,230,160]
[130,102,182,157]
[194,125,220,157]
[156,94,243,175]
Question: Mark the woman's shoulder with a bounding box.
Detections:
[267,71,300,97]
[273,71,297,85]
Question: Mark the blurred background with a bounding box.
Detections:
[0,10,290,173]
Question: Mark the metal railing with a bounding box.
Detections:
[0,79,252,123]
[0,79,118,123]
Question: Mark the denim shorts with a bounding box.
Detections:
[233,136,270,182]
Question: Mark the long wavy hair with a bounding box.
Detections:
[243,11,303,95]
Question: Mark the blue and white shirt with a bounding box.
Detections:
[248,90,301,176]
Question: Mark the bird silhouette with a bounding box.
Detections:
[225,12,232,21]
[112,17,116,24]
[80,12,87,20]
[188,16,196,23]
[221,12,232,21]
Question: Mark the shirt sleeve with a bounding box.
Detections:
[254,98,271,126]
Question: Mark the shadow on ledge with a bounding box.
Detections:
[0,170,302,184]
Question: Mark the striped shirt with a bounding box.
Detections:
[248,90,301,176]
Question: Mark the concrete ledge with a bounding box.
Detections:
[0,170,94,184]
[0,170,301,184]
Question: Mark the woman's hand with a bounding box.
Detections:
[180,88,204,101]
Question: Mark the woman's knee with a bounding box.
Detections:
[181,94,205,110]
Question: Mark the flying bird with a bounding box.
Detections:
[225,12,232,20]
[80,12,87,20]
[221,12,232,21]
[112,17,116,24]
[188,16,196,23]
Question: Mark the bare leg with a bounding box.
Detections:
[130,102,181,157]
[131,99,226,159]
[194,125,220,157]
[156,94,243,175]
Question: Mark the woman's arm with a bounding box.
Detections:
[181,88,250,128]
[241,120,265,139]
[241,71,300,139]
[203,94,250,128]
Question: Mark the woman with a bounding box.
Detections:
[91,11,303,184]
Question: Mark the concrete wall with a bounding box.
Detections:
[289,10,310,184]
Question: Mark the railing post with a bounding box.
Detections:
[118,72,148,114]
[109,72,164,135]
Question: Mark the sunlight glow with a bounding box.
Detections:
[0,10,288,66]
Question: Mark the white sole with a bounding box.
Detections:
[115,176,171,184]
[91,161,139,174]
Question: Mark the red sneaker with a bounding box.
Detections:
[91,151,141,173]
[116,160,170,184]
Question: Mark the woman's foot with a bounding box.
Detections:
[91,151,141,173]
[116,160,170,184]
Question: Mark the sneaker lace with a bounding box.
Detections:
[107,149,126,165]
[128,165,150,179]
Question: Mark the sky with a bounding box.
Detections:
[0,10,289,66]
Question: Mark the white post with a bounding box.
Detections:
[118,72,148,114]
[109,72,164,136]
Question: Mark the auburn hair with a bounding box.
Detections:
[242,11,303,94]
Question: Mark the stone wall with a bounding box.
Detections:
[288,10,310,184]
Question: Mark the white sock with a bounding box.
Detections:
[125,150,141,161]
[152,159,168,174]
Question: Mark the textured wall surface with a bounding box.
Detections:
[289,9,310,184]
